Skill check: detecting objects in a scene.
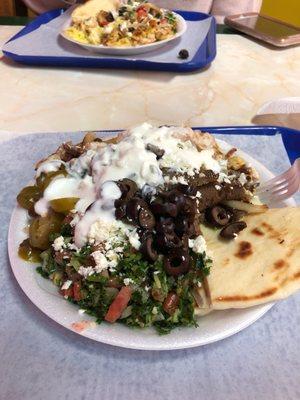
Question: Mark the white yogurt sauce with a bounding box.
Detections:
[35,123,226,247]
[34,175,96,217]
[35,159,64,178]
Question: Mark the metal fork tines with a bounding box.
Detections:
[257,158,300,202]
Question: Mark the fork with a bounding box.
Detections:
[256,158,300,203]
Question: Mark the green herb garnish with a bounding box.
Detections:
[165,12,176,25]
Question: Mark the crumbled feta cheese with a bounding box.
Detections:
[120,22,127,31]
[92,251,109,273]
[196,191,202,198]
[104,25,113,34]
[218,172,231,184]
[78,266,94,278]
[189,235,207,254]
[197,282,202,288]
[238,173,247,186]
[78,309,86,315]
[88,220,120,244]
[67,243,79,252]
[61,280,72,290]
[105,242,112,251]
[188,239,194,248]
[108,260,118,272]
[126,229,141,250]
[215,185,221,191]
[105,249,120,272]
[52,236,65,252]
[167,175,184,185]
[123,278,134,286]
[177,176,188,184]
[187,169,195,177]
[153,271,160,275]
[105,249,118,260]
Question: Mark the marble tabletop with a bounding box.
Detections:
[0,25,300,141]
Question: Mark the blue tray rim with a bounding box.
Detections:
[201,125,299,165]
[2,8,216,72]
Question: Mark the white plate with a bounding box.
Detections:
[60,12,187,56]
[8,140,296,350]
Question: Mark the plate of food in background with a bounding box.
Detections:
[61,0,187,55]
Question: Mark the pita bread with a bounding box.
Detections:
[72,0,119,24]
[201,207,300,310]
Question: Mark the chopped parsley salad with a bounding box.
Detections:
[17,124,259,334]
[65,0,178,47]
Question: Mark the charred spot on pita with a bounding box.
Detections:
[235,241,253,259]
[251,227,264,236]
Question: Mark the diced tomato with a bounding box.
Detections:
[160,18,167,24]
[71,320,94,333]
[73,282,82,302]
[99,20,109,27]
[104,286,132,323]
[60,287,73,298]
[137,6,148,20]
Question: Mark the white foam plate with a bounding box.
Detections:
[8,139,296,350]
[60,12,187,56]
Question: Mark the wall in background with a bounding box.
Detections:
[261,0,300,27]
[0,1,15,16]
[0,0,27,17]
[1,0,300,24]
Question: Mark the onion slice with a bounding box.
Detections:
[222,200,268,214]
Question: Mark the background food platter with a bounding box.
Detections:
[7,130,296,350]
[60,12,187,56]
[2,8,216,72]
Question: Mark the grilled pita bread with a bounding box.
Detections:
[200,207,300,310]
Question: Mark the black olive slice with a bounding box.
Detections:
[115,200,127,219]
[126,197,147,223]
[138,208,155,230]
[156,218,175,235]
[140,236,158,262]
[181,197,197,215]
[151,201,178,217]
[117,178,137,201]
[164,249,190,276]
[219,221,247,239]
[156,232,181,252]
[229,208,247,222]
[206,206,231,227]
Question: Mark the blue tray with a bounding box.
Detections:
[3,9,216,72]
[199,125,300,165]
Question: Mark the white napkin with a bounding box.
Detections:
[252,97,300,130]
